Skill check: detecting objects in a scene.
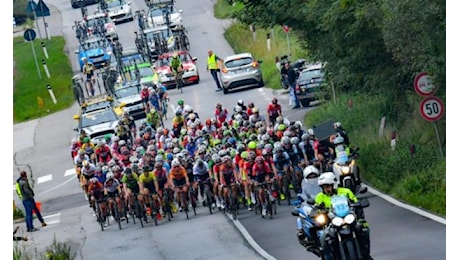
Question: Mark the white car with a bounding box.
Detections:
[99,0,134,24]
[146,5,183,31]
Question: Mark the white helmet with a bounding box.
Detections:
[307,128,315,136]
[303,165,319,179]
[171,158,181,167]
[334,122,342,128]
[106,172,114,180]
[318,172,337,189]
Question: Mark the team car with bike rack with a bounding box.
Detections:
[75,36,113,71]
[113,80,146,120]
[72,95,126,142]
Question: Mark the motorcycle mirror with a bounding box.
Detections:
[359,198,370,208]
[358,186,368,194]
[306,198,315,205]
[291,210,300,217]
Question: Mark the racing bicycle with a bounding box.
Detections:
[174,69,184,93]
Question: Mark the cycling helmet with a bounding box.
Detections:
[283,130,292,137]
[248,141,257,150]
[155,162,163,168]
[237,100,244,106]
[290,137,300,145]
[227,137,237,146]
[318,172,338,189]
[234,106,242,113]
[83,137,91,143]
[166,153,174,161]
[173,147,181,154]
[90,177,98,183]
[178,99,184,105]
[211,153,220,162]
[303,165,319,179]
[124,167,132,175]
[334,136,344,145]
[113,136,120,142]
[278,124,286,131]
[119,140,126,146]
[255,156,264,164]
[281,136,290,145]
[112,165,121,173]
[240,151,248,160]
[301,133,309,141]
[142,165,150,172]
[334,122,342,128]
[261,134,270,142]
[261,149,269,156]
[106,172,114,180]
[307,128,315,136]
[172,158,181,167]
[252,107,259,113]
[273,146,283,153]
[82,160,90,167]
[264,143,273,151]
[175,110,182,116]
[222,155,231,162]
[218,149,227,157]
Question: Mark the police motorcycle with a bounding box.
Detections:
[292,193,329,259]
[332,136,361,194]
[323,189,371,260]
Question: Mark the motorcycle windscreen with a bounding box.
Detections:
[331,195,350,218]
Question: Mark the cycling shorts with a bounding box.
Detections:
[194,174,208,183]
[142,182,157,194]
[173,178,186,188]
[107,190,120,198]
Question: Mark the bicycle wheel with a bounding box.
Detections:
[183,35,190,51]
[129,200,136,224]
[135,200,144,228]
[190,187,197,216]
[205,185,213,214]
[95,203,105,231]
[114,204,122,230]
[182,190,189,220]
[231,197,238,220]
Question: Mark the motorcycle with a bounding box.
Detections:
[323,190,371,260]
[291,195,329,259]
[332,147,361,194]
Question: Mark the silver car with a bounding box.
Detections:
[219,52,264,94]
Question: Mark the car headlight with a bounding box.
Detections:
[344,214,355,224]
[332,217,344,227]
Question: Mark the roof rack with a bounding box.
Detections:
[145,0,174,9]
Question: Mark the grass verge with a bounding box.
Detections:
[13,36,74,123]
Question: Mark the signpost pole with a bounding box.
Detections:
[29,0,43,39]
[433,121,444,159]
[286,31,291,56]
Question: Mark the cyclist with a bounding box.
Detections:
[82,57,96,96]
[172,110,187,138]
[252,155,274,216]
[192,158,211,206]
[103,172,124,221]
[81,160,96,201]
[153,161,170,216]
[267,97,282,127]
[138,165,162,220]
[272,145,291,201]
[219,155,239,210]
[170,52,184,89]
[81,137,96,164]
[146,107,161,130]
[140,84,150,112]
[95,140,112,164]
[169,158,190,212]
[88,177,108,224]
[121,167,143,216]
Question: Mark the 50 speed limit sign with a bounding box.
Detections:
[419,96,444,122]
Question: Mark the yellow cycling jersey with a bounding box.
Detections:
[315,187,357,209]
[138,172,157,184]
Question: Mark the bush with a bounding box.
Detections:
[14,207,25,220]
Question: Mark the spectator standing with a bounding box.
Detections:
[207,50,223,92]
[16,170,47,232]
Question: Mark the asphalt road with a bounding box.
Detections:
[13,0,446,259]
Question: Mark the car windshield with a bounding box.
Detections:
[114,85,140,99]
[156,53,190,66]
[80,108,118,128]
[85,16,111,27]
[298,69,324,81]
[81,39,108,51]
[105,0,125,8]
[225,57,253,68]
[148,5,176,17]
[144,28,171,41]
[124,65,153,78]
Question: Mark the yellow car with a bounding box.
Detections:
[73,95,126,141]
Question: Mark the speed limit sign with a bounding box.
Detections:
[419,96,444,122]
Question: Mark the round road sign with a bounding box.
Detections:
[419,96,444,122]
[24,29,37,42]
[414,72,436,96]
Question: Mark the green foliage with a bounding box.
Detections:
[223,22,308,89]
[14,0,34,25]
[304,93,446,216]
[14,235,76,260]
[214,0,244,19]
[14,207,25,220]
[13,36,75,123]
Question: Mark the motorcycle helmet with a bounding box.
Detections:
[334,122,342,128]
[307,128,315,136]
[318,172,338,189]
[303,165,319,179]
[178,99,184,105]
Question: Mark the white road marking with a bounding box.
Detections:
[13,185,16,191]
[64,168,76,177]
[43,213,61,225]
[37,174,53,184]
